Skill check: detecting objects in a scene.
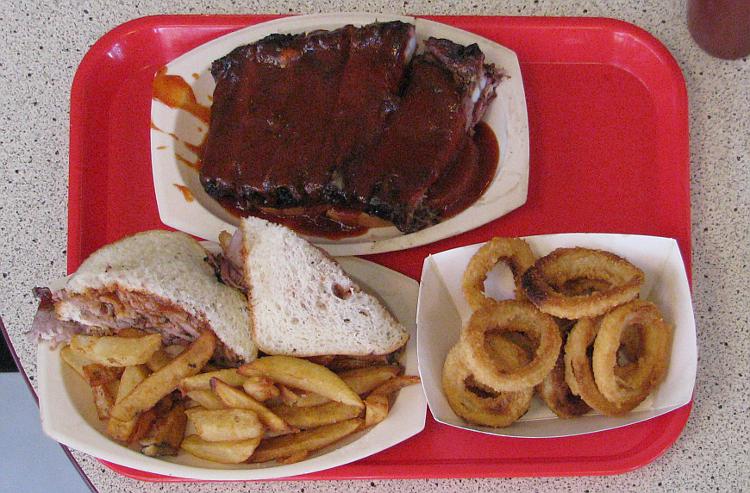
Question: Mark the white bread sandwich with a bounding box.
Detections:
[33,230,256,365]
[217,217,409,358]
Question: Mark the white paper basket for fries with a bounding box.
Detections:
[417,233,697,438]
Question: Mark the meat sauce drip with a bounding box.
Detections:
[425,122,499,219]
[152,68,211,171]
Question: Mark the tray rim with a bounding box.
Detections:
[66,13,692,481]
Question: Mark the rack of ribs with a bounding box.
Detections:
[199,21,500,233]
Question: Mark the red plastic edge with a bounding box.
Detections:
[65,14,693,481]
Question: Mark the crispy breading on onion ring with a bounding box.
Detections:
[535,327,591,419]
[521,248,644,319]
[592,300,672,404]
[442,343,533,427]
[564,318,649,416]
[460,301,561,392]
[462,237,536,309]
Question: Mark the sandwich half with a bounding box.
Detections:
[33,230,256,365]
[217,217,409,357]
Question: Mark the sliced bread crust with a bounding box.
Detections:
[57,230,256,362]
[240,217,409,357]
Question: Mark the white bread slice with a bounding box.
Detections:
[240,217,409,356]
[56,230,256,362]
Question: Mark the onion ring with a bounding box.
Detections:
[462,237,536,309]
[442,343,533,427]
[521,247,644,319]
[461,301,561,392]
[564,318,648,416]
[535,328,591,419]
[592,300,672,404]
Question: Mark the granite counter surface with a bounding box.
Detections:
[1,0,748,491]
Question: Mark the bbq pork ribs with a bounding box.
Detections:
[199,21,501,233]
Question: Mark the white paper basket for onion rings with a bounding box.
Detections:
[416,233,696,438]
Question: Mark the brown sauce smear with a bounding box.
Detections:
[151,68,211,171]
[173,184,195,202]
[426,122,499,219]
[153,67,211,124]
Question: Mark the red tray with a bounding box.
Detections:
[69,14,690,480]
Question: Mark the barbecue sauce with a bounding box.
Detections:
[218,122,498,239]
[151,69,211,171]
[152,67,211,124]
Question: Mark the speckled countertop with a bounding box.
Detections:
[1,0,748,491]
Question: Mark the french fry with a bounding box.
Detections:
[91,384,115,420]
[249,418,363,463]
[107,417,138,442]
[186,408,264,442]
[241,356,363,409]
[368,375,421,397]
[364,394,389,428]
[115,365,150,403]
[210,378,293,434]
[278,385,301,406]
[181,435,260,464]
[110,330,216,421]
[277,450,309,465]
[242,375,280,402]
[128,408,157,444]
[146,349,172,372]
[179,369,247,393]
[140,402,188,457]
[292,366,402,407]
[70,334,162,367]
[363,375,420,428]
[340,366,402,395]
[60,345,96,379]
[186,390,226,410]
[82,364,124,386]
[272,401,362,429]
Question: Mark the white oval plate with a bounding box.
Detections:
[37,257,425,480]
[151,13,529,256]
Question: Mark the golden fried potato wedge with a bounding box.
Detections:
[107,417,138,442]
[249,418,362,463]
[364,394,389,428]
[71,334,162,367]
[277,385,301,406]
[81,364,123,386]
[110,330,216,421]
[179,369,247,393]
[242,375,280,402]
[146,349,172,372]
[277,450,309,465]
[186,408,264,442]
[340,366,402,395]
[128,408,157,444]
[140,402,187,457]
[241,356,363,409]
[292,366,402,407]
[60,345,96,379]
[115,365,150,403]
[210,379,293,434]
[272,401,363,430]
[91,384,115,420]
[368,375,421,397]
[181,435,261,464]
[186,390,226,410]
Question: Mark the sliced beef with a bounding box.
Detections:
[345,38,500,232]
